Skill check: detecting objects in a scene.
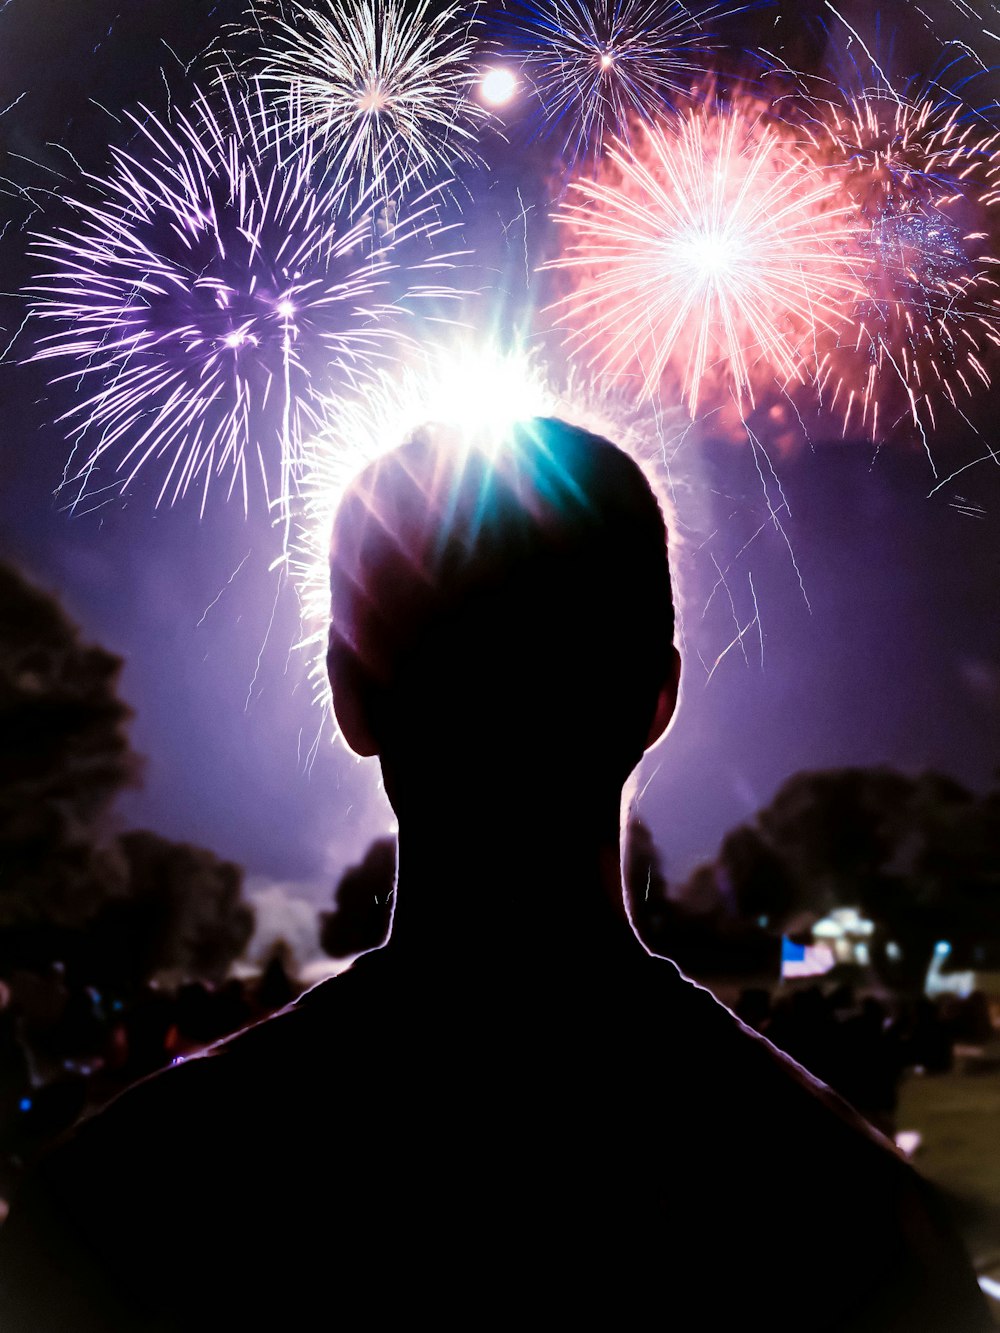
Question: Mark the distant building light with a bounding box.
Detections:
[811,907,877,965]
[813,919,844,940]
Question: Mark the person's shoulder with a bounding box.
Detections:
[81,956,384,1136]
[635,954,879,1115]
[619,955,990,1327]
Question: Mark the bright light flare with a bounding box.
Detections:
[546,101,864,415]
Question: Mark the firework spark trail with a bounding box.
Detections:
[196,547,254,626]
[245,571,282,712]
[745,420,811,611]
[501,0,758,168]
[807,77,1000,446]
[704,606,760,684]
[0,311,30,364]
[25,79,462,515]
[928,439,1000,494]
[822,2,898,98]
[947,494,987,516]
[748,568,763,667]
[546,99,865,416]
[0,90,27,120]
[253,0,488,200]
[710,551,750,667]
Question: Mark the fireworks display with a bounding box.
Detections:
[808,87,1000,441]
[2,0,998,913]
[546,98,864,414]
[21,0,1000,529]
[26,80,457,512]
[9,0,1000,738]
[254,0,488,199]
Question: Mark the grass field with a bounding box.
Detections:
[896,1066,1000,1326]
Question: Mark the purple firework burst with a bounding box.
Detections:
[26,80,455,512]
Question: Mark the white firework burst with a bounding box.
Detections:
[255,0,489,199]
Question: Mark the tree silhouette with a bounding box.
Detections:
[0,561,138,957]
[674,766,1000,993]
[0,559,253,994]
[625,818,778,981]
[320,838,395,959]
[83,831,253,996]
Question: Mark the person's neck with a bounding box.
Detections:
[380,782,642,972]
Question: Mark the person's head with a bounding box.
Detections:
[326,416,680,814]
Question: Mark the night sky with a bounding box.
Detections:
[1,0,998,924]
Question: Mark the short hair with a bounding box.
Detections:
[328,416,675,767]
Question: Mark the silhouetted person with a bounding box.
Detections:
[0,419,990,1331]
[251,942,299,1015]
[906,995,956,1074]
[837,997,905,1140]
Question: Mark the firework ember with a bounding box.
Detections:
[26,80,457,512]
[546,98,863,415]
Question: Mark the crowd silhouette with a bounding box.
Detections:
[734,982,995,1140]
[0,947,304,1210]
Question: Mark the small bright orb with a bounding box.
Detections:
[224,331,246,349]
[480,67,517,107]
[277,299,296,319]
[599,52,614,70]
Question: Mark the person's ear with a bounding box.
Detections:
[644,646,681,751]
[327,637,380,757]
